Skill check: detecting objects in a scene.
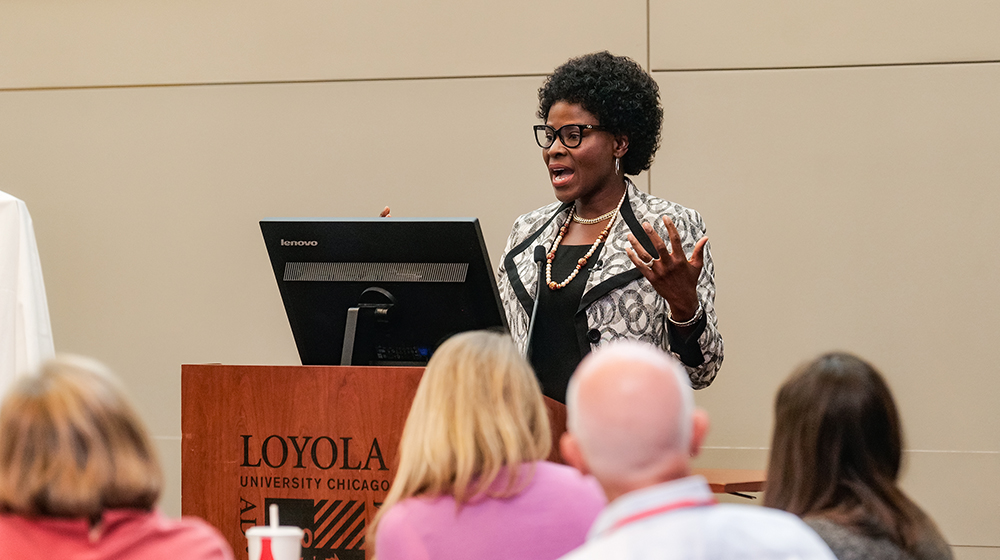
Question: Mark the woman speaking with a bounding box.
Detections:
[497,52,723,402]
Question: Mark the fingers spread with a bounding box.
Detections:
[690,237,709,269]
[642,221,669,258]
[661,216,686,258]
[626,247,653,274]
[627,233,653,262]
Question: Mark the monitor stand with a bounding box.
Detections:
[340,287,396,366]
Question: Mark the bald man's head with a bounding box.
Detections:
[563,342,707,491]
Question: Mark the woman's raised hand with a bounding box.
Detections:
[379,206,391,218]
[625,216,707,323]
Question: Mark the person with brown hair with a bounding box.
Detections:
[369,330,605,560]
[0,355,233,559]
[765,352,953,560]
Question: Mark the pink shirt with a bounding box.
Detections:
[375,461,606,560]
[0,509,234,560]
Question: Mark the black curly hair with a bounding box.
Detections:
[537,51,663,176]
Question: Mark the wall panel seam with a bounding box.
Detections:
[645,0,651,71]
[652,59,1000,74]
[0,72,552,94]
[908,450,999,455]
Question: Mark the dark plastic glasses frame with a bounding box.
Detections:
[533,124,608,149]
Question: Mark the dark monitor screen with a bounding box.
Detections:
[260,218,508,366]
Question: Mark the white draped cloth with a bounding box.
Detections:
[0,191,54,397]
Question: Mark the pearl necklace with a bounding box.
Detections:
[546,191,626,290]
[572,207,617,224]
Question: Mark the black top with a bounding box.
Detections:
[529,244,602,403]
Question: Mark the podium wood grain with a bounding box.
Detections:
[182,364,424,560]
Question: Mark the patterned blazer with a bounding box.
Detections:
[496,180,722,389]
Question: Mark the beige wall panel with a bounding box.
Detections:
[153,436,182,516]
[694,445,769,472]
[0,0,646,89]
[901,451,1000,546]
[650,63,1000,454]
[650,1,1000,69]
[954,547,1000,560]
[0,75,560,515]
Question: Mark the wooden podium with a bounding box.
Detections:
[182,364,762,560]
[182,364,571,560]
[182,364,421,560]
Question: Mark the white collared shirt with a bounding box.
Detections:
[561,475,836,560]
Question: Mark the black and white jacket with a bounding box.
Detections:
[497,180,723,389]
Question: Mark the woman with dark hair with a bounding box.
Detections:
[0,355,233,560]
[497,51,723,402]
[765,352,952,560]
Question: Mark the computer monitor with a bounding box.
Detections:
[260,218,508,366]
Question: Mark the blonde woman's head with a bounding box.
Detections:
[370,330,550,544]
[0,355,162,522]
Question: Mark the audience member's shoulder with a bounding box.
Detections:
[913,528,954,560]
[0,510,234,560]
[711,504,837,559]
[803,517,898,560]
[0,514,51,554]
[118,510,235,560]
[535,460,592,481]
[533,461,605,499]
[174,515,236,559]
[377,495,422,530]
[805,516,952,560]
[373,497,440,560]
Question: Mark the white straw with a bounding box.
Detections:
[270,504,279,529]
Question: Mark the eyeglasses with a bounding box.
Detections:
[533,124,608,149]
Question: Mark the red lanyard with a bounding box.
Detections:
[606,497,717,534]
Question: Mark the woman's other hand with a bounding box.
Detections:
[379,206,391,218]
[625,216,707,323]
